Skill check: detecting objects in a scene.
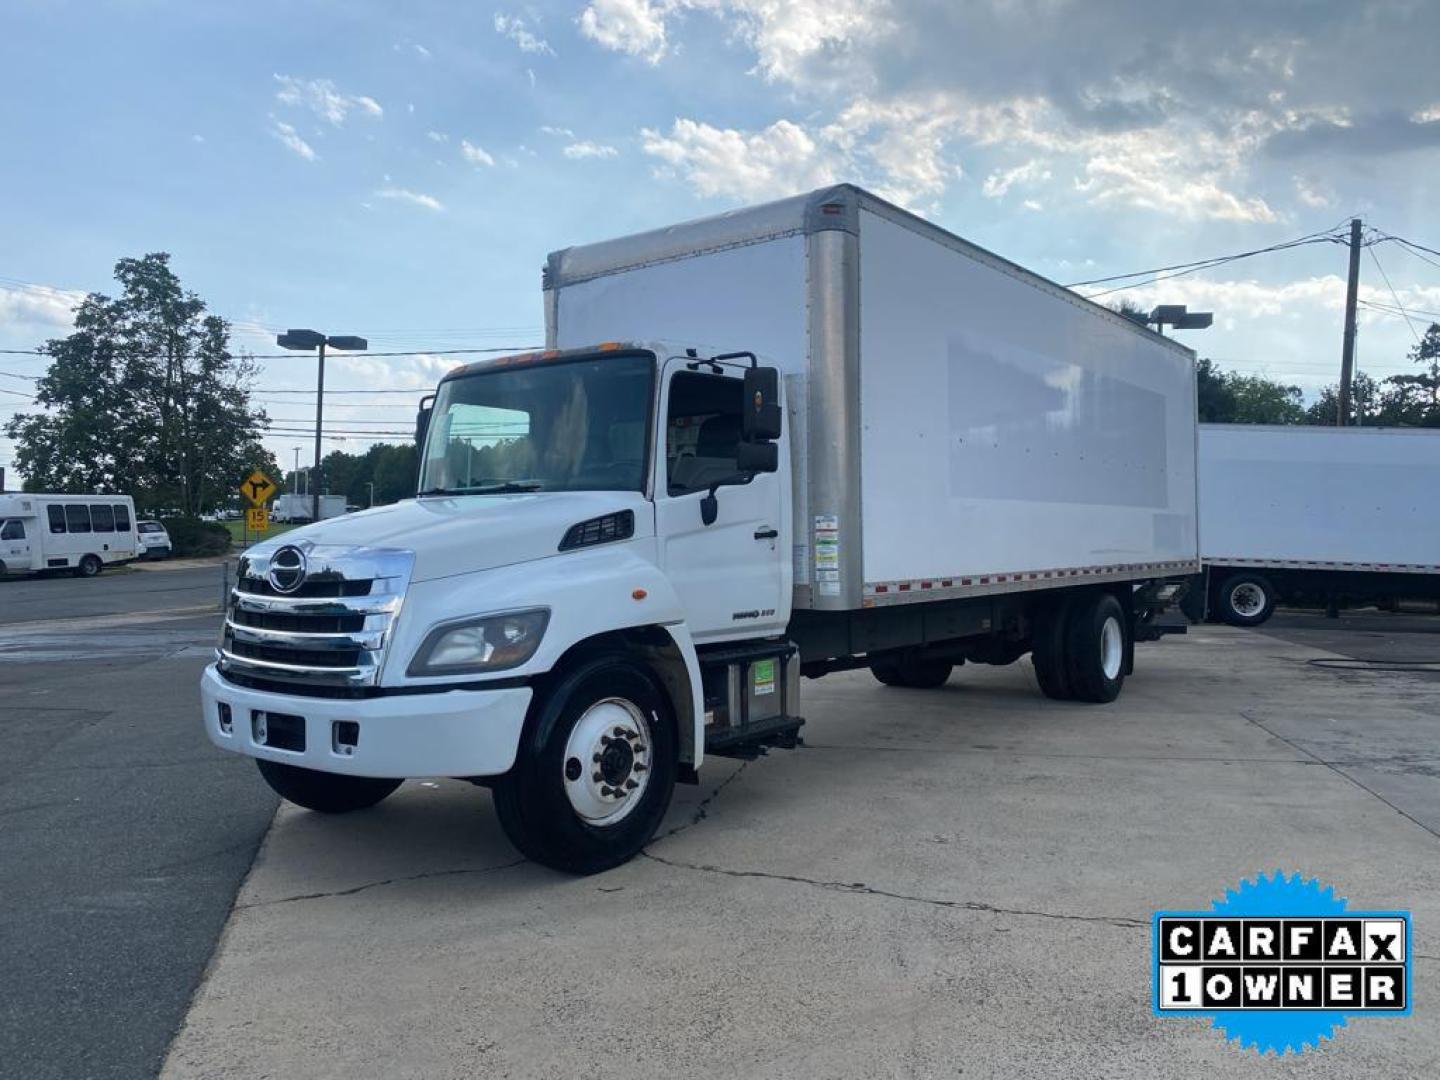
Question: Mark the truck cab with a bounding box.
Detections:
[203,343,793,873]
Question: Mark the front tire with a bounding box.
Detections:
[493,656,677,874]
[74,554,103,578]
[255,759,402,813]
[1215,573,1276,627]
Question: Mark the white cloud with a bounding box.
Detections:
[376,187,445,212]
[1410,103,1440,124]
[412,43,432,60]
[0,284,87,336]
[274,75,383,125]
[190,133,206,144]
[427,130,449,143]
[982,160,1051,199]
[1293,176,1333,209]
[578,0,670,64]
[563,140,619,159]
[494,13,555,56]
[460,140,496,166]
[540,125,575,138]
[642,118,842,201]
[271,120,318,162]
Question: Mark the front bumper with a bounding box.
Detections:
[200,664,531,779]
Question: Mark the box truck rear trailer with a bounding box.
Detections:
[1196,423,1440,626]
[0,493,139,577]
[201,185,1199,872]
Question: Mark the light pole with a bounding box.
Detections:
[276,330,368,522]
[291,447,302,495]
[367,481,375,508]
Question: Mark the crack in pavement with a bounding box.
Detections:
[1239,709,1440,844]
[652,759,752,842]
[641,850,1144,928]
[235,858,528,909]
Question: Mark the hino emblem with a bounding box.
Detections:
[267,545,308,594]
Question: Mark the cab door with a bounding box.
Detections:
[654,359,789,643]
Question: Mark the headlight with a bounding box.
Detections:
[407,608,550,676]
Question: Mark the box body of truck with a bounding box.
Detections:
[0,493,138,577]
[1197,423,1440,624]
[272,493,346,523]
[545,184,1200,613]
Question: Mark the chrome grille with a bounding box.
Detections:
[217,545,414,694]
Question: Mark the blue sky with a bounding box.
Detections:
[4,1,1440,479]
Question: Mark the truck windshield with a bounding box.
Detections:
[418,352,655,496]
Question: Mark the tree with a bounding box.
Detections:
[5,253,270,513]
[1304,371,1381,426]
[1380,323,1440,427]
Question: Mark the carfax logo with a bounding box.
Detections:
[1153,871,1411,1054]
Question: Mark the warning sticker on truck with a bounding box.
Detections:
[814,514,841,596]
[752,659,776,696]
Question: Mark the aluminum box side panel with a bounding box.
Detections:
[1199,424,1440,572]
[857,208,1199,597]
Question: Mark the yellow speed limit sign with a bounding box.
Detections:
[246,507,269,532]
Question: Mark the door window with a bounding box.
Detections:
[1,519,24,541]
[113,504,132,531]
[48,505,66,533]
[666,372,745,496]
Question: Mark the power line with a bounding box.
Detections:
[0,344,538,360]
[1365,241,1422,344]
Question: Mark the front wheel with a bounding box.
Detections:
[493,656,677,874]
[1215,573,1276,627]
[255,759,402,813]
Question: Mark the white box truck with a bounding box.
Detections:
[0,493,139,577]
[1196,423,1440,625]
[271,493,346,523]
[200,185,1199,872]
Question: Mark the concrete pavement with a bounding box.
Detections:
[161,623,1440,1079]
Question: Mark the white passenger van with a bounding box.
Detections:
[0,493,140,577]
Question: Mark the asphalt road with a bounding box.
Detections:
[0,565,277,1080]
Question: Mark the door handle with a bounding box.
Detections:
[753,527,778,540]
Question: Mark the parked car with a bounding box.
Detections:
[136,520,172,559]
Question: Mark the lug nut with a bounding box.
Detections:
[600,736,613,747]
[633,763,647,773]
[612,726,627,737]
[625,779,639,790]
[592,753,602,763]
[592,772,603,783]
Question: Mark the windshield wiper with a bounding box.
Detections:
[417,481,544,497]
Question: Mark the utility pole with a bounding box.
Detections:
[1337,217,1363,426]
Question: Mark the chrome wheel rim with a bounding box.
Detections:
[562,698,652,826]
[1100,615,1123,681]
[1230,583,1265,618]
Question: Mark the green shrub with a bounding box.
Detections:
[159,516,231,557]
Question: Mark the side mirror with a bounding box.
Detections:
[742,366,782,441]
[736,441,778,473]
[415,394,434,449]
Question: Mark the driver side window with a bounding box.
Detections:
[666,372,744,496]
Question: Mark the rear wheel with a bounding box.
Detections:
[1031,596,1076,700]
[73,554,102,578]
[1215,573,1276,627]
[1065,592,1127,704]
[255,759,402,813]
[870,651,953,689]
[493,656,676,874]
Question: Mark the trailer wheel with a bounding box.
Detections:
[73,554,103,578]
[493,655,676,875]
[1064,592,1127,704]
[870,652,953,688]
[255,759,402,813]
[1031,596,1076,700]
[1215,573,1276,627]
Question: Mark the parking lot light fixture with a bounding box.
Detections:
[275,329,368,521]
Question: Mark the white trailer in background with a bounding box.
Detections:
[201,184,1200,873]
[0,493,139,577]
[1197,424,1440,625]
[271,493,346,523]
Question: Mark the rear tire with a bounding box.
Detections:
[870,652,953,689]
[1031,595,1076,700]
[493,656,677,874]
[74,554,103,578]
[255,759,402,813]
[1215,573,1276,627]
[1065,592,1127,704]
